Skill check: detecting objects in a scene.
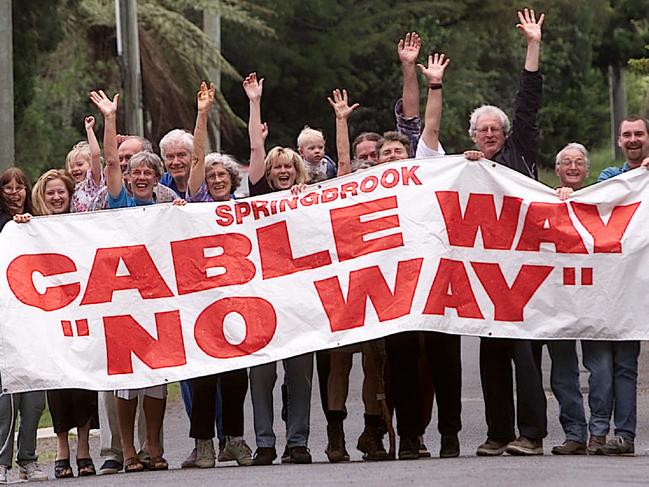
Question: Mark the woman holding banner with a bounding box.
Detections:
[14,168,100,479]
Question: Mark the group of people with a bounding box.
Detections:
[1,7,649,482]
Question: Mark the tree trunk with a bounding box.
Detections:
[609,62,627,161]
[0,0,14,170]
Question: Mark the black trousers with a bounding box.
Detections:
[385,331,462,438]
[479,337,547,441]
[189,368,248,440]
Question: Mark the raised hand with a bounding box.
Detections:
[417,53,450,85]
[327,89,359,121]
[197,81,215,113]
[89,90,119,117]
[397,32,421,65]
[84,116,95,131]
[243,72,264,101]
[516,8,544,44]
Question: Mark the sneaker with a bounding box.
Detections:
[98,459,123,475]
[282,446,312,464]
[440,434,460,458]
[587,435,606,455]
[551,440,586,455]
[357,426,390,461]
[223,439,254,466]
[505,437,543,456]
[398,436,420,460]
[601,436,634,456]
[181,448,198,468]
[195,439,216,468]
[0,465,8,483]
[19,462,48,481]
[252,447,277,466]
[476,438,509,456]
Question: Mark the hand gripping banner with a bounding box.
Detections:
[1,156,648,393]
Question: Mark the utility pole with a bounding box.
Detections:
[203,10,221,152]
[116,0,144,136]
[609,62,627,161]
[0,0,14,169]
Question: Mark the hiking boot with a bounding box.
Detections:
[194,439,216,468]
[440,434,460,458]
[601,436,634,456]
[357,425,390,461]
[325,420,349,463]
[398,436,420,460]
[476,438,509,456]
[19,462,48,481]
[0,465,8,483]
[284,446,312,464]
[252,447,277,466]
[505,436,543,456]
[97,459,123,475]
[551,440,587,455]
[587,435,606,455]
[223,439,254,466]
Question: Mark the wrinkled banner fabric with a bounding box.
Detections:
[1,156,648,393]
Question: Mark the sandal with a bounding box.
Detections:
[124,456,145,473]
[144,455,169,471]
[54,459,74,479]
[76,458,96,477]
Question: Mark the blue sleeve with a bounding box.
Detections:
[107,185,132,208]
[597,167,620,183]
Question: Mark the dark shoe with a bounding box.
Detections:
[325,420,349,463]
[143,456,168,471]
[76,458,96,477]
[54,459,74,479]
[253,447,277,466]
[398,436,420,460]
[505,437,543,456]
[418,437,431,458]
[286,446,312,464]
[97,459,123,475]
[476,438,509,456]
[601,436,634,456]
[440,434,460,458]
[587,435,606,455]
[357,425,390,461]
[551,440,586,455]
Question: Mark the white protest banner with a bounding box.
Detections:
[1,156,648,393]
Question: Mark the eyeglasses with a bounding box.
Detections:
[2,185,26,195]
[559,160,586,168]
[475,126,503,135]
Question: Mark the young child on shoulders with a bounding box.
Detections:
[296,126,337,183]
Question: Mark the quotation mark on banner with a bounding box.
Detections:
[562,267,593,286]
[60,319,89,337]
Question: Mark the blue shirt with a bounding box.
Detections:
[108,185,155,209]
[598,162,631,183]
[160,173,186,199]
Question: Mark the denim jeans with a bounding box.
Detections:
[249,353,313,448]
[547,340,587,443]
[0,391,45,467]
[581,340,639,441]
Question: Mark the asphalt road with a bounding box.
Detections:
[7,337,649,486]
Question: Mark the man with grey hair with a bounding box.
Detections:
[474,8,548,458]
[547,142,589,456]
[159,129,194,198]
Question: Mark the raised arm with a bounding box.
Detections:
[327,89,359,177]
[517,8,544,72]
[243,73,266,185]
[398,32,421,118]
[85,116,102,186]
[90,90,120,198]
[188,81,215,198]
[417,53,450,154]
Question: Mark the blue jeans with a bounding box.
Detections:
[547,340,587,443]
[581,340,639,441]
[249,353,313,448]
